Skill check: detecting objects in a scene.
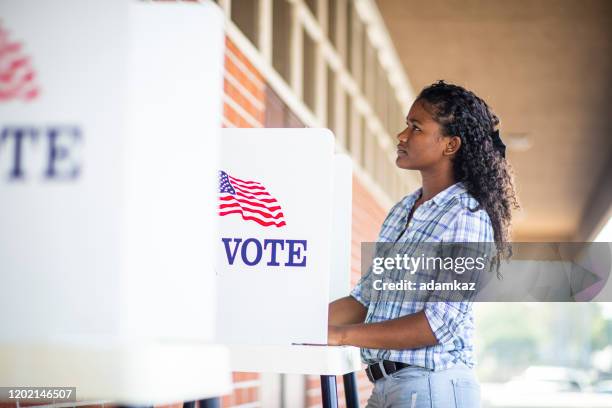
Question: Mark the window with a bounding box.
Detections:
[222,0,406,196]
[385,80,397,136]
[231,0,259,48]
[375,61,385,120]
[385,162,392,196]
[272,0,292,83]
[364,127,375,176]
[337,87,347,147]
[364,39,376,106]
[351,13,364,86]
[327,0,337,45]
[380,161,388,195]
[305,0,317,17]
[396,100,404,134]
[375,141,384,187]
[344,92,352,151]
[357,117,364,168]
[224,0,408,200]
[387,93,395,135]
[345,0,353,70]
[360,25,367,90]
[389,83,396,135]
[303,29,317,112]
[351,114,363,167]
[327,65,337,134]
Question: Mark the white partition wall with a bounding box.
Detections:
[0,1,231,402]
[0,0,223,346]
[216,128,335,346]
[329,154,353,302]
[217,138,362,382]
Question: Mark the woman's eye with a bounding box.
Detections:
[405,122,421,132]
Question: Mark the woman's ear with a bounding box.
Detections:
[443,136,461,156]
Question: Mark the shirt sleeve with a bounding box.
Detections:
[423,207,494,345]
[423,301,468,345]
[349,268,372,307]
[349,200,405,308]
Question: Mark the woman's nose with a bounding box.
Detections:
[397,130,408,142]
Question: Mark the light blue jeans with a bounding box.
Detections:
[365,361,481,408]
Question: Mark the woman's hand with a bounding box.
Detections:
[327,325,346,346]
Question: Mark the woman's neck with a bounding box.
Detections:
[419,167,456,202]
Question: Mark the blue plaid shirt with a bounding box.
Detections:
[350,181,494,371]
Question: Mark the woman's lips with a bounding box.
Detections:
[397,148,407,156]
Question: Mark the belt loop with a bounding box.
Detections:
[378,361,389,378]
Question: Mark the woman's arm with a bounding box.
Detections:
[328,310,438,349]
[328,296,367,325]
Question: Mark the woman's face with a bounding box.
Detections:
[396,99,452,171]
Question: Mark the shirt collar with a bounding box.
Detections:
[431,181,467,206]
[406,181,467,209]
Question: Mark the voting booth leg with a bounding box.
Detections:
[198,397,221,408]
[320,375,339,408]
[343,372,360,408]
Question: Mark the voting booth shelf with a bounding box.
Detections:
[0,0,230,404]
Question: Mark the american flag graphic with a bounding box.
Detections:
[218,170,286,228]
[0,21,40,102]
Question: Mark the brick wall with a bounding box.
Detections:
[223,38,265,128]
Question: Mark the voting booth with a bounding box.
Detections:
[216,128,335,345]
[0,0,230,403]
[216,129,361,407]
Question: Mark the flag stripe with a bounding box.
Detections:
[234,190,278,203]
[232,184,272,197]
[228,175,262,186]
[231,181,268,192]
[219,202,284,220]
[218,209,286,227]
[219,196,283,215]
[219,194,282,212]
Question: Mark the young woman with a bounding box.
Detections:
[328,80,519,407]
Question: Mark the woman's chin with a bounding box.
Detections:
[395,156,416,169]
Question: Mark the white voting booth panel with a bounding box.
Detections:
[216,131,361,377]
[0,0,230,402]
[330,154,353,302]
[216,128,335,346]
[0,342,230,404]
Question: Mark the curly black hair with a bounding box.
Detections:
[416,80,520,271]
